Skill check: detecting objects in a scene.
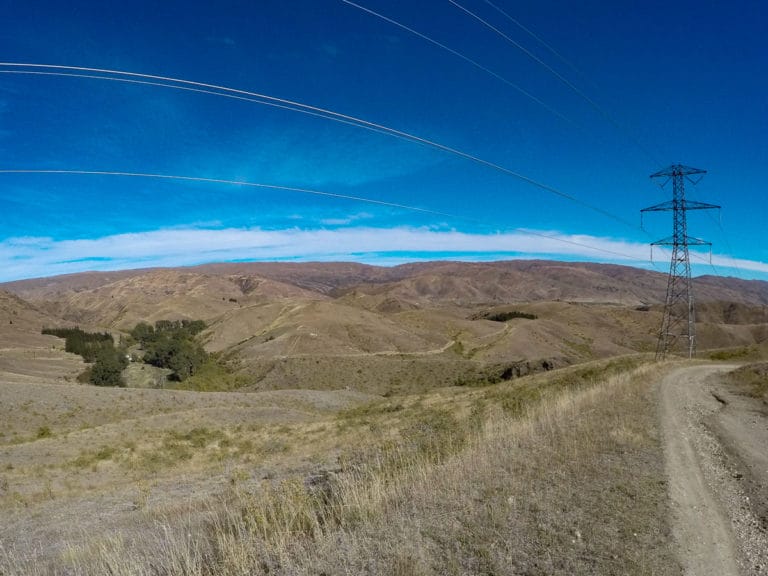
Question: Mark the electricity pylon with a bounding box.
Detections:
[641,164,719,359]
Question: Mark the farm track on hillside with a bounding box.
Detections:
[660,365,768,576]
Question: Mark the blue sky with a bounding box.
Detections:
[0,0,766,282]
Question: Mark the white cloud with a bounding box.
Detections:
[0,226,766,282]
[709,253,768,274]
[319,212,373,226]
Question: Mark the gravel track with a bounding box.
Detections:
[660,365,768,576]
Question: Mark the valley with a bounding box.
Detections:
[0,260,767,574]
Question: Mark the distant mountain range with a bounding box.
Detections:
[6,260,768,307]
[2,260,766,392]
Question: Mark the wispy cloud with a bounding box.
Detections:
[319,212,373,226]
[708,254,768,275]
[0,226,765,283]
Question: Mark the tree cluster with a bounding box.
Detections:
[130,320,208,381]
[42,327,127,386]
[484,310,538,322]
[42,327,112,361]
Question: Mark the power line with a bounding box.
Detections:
[339,0,576,126]
[0,70,412,144]
[481,0,585,79]
[705,210,746,278]
[0,169,651,263]
[436,4,680,277]
[446,0,661,166]
[334,5,659,231]
[0,63,639,230]
[337,3,665,273]
[0,169,458,217]
[480,0,652,153]
[449,0,593,101]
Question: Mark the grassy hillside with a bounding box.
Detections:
[5,263,767,396]
[1,261,765,572]
[1,357,681,575]
[1,261,766,404]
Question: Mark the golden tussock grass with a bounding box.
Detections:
[2,359,681,575]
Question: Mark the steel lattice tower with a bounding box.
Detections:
[641,164,719,359]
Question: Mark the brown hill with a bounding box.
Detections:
[4,269,326,330]
[6,260,768,307]
[2,261,767,393]
[0,290,63,347]
[0,290,85,385]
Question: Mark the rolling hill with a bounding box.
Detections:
[2,260,767,392]
[0,290,86,386]
[2,259,767,572]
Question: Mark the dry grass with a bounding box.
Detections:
[706,345,762,362]
[3,359,681,575]
[723,361,768,403]
[0,378,376,544]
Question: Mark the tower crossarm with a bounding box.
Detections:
[650,164,707,178]
[649,235,675,246]
[641,200,720,213]
[682,200,720,211]
[651,236,712,247]
[682,236,712,246]
[641,201,675,213]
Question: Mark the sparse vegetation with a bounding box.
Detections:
[707,345,756,361]
[7,262,768,574]
[167,426,227,449]
[71,445,118,469]
[455,358,556,387]
[724,362,768,401]
[166,356,250,391]
[5,361,680,575]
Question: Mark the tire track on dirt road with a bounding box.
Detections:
[660,364,768,576]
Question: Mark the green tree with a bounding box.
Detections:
[137,320,208,381]
[167,339,207,381]
[130,321,155,344]
[90,348,127,387]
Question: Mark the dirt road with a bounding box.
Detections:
[660,365,768,576]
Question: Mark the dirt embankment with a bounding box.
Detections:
[660,365,768,576]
